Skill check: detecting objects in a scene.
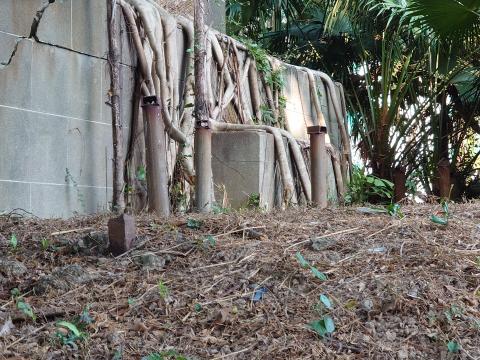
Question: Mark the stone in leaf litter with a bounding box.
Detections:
[0,259,27,277]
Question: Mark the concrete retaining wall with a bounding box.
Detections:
[0,0,343,217]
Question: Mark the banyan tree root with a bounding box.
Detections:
[326,144,345,198]
[316,71,352,172]
[120,0,341,208]
[305,68,326,127]
[123,0,186,144]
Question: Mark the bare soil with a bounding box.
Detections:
[0,203,479,359]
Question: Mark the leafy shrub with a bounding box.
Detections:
[345,166,394,204]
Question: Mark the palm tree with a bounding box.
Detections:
[226,0,480,198]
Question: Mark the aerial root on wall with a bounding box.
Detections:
[120,0,349,209]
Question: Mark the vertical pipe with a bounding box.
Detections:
[142,96,170,217]
[308,125,328,208]
[194,120,212,212]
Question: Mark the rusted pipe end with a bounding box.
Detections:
[307,125,327,134]
[195,119,211,129]
[142,95,160,107]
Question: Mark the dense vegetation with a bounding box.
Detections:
[226,0,480,200]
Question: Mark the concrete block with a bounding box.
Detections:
[70,1,135,65]
[0,0,42,36]
[27,113,68,183]
[212,130,275,209]
[37,0,72,48]
[71,0,106,58]
[30,183,109,218]
[30,41,103,122]
[0,106,67,183]
[0,182,31,213]
[0,39,33,109]
[0,107,31,182]
[66,118,112,188]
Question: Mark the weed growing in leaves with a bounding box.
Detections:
[431,199,450,225]
[345,166,394,204]
[295,252,328,281]
[309,294,335,338]
[55,306,93,348]
[203,235,216,248]
[9,234,18,250]
[40,238,50,251]
[157,280,169,300]
[142,350,188,360]
[16,300,36,321]
[447,340,460,353]
[186,218,202,230]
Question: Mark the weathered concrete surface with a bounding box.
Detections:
[0,0,342,217]
[212,130,275,210]
[0,0,135,218]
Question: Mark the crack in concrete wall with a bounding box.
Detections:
[0,38,23,68]
[29,0,56,40]
[1,0,56,69]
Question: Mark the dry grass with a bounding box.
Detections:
[0,203,479,359]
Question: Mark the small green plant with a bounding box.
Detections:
[203,235,216,248]
[9,234,18,250]
[212,203,230,214]
[308,316,335,338]
[186,218,202,230]
[17,299,36,321]
[246,193,261,209]
[345,166,393,204]
[142,350,188,360]
[40,238,50,251]
[55,321,86,346]
[112,349,123,360]
[444,304,463,323]
[265,68,285,91]
[447,340,460,353]
[157,280,169,299]
[386,203,403,218]
[55,306,93,347]
[309,294,335,338]
[431,199,450,225]
[259,105,275,126]
[295,252,328,281]
[136,165,146,181]
[11,288,21,298]
[194,303,202,313]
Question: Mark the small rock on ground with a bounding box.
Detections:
[33,264,96,294]
[0,259,27,277]
[133,252,171,271]
[311,237,337,251]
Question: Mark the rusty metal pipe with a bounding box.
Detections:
[142,96,170,217]
[194,119,212,213]
[308,125,328,208]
